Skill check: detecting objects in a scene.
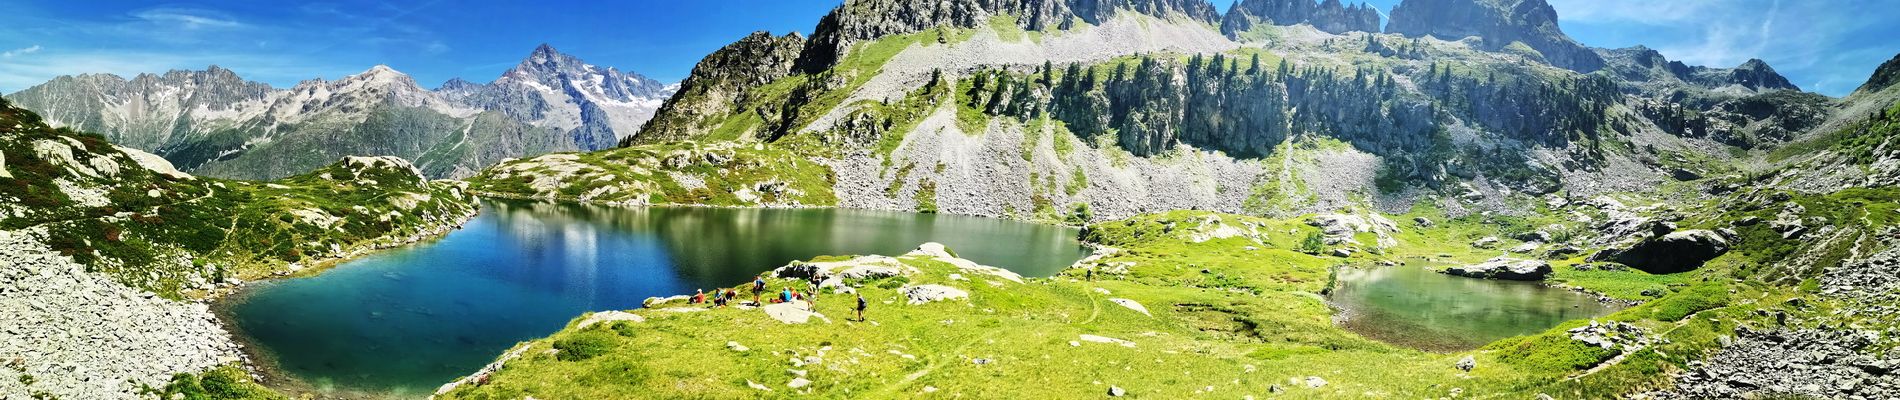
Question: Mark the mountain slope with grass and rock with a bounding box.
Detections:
[449,0,1900,397]
[0,97,479,399]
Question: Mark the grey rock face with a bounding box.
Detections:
[1855,53,1900,95]
[1222,0,1381,36]
[795,0,1221,73]
[440,44,673,149]
[4,66,272,152]
[1440,257,1552,280]
[1590,229,1730,274]
[636,31,808,143]
[1598,46,1801,95]
[1386,0,1605,72]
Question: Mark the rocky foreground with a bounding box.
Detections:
[1653,241,1900,398]
[0,227,243,399]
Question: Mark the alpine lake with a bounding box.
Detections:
[222,199,1618,397]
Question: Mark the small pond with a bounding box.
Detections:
[1327,263,1622,352]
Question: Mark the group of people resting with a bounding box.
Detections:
[684,272,869,320]
[690,287,740,308]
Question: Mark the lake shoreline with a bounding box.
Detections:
[203,203,484,399]
[219,199,1091,397]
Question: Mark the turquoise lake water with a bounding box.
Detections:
[224,200,1089,398]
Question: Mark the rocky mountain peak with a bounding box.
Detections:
[1855,53,1900,95]
[496,43,670,101]
[438,77,480,92]
[1386,0,1605,72]
[347,65,421,89]
[1728,58,1796,91]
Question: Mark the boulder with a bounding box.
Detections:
[1456,355,1476,372]
[1591,229,1730,274]
[899,285,968,304]
[1441,257,1553,281]
[1109,298,1151,316]
[763,302,828,324]
[1472,236,1502,249]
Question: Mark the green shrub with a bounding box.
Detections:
[1644,283,1730,322]
[1489,333,1617,374]
[1298,232,1325,254]
[146,365,284,400]
[553,331,618,361]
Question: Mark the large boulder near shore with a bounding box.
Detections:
[1591,229,1730,274]
[1441,257,1553,281]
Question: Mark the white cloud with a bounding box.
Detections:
[0,49,354,93]
[1,45,41,58]
[131,8,246,30]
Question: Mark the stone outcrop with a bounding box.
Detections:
[1386,0,1605,72]
[1590,229,1730,274]
[1440,257,1552,281]
[899,284,970,304]
[1222,0,1381,36]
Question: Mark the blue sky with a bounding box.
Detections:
[1,1,1894,97]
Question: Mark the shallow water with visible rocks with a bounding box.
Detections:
[1327,264,1623,352]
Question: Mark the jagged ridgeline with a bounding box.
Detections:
[589,0,1808,219]
[4,45,676,181]
[0,97,477,299]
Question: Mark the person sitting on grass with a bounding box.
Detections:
[692,289,706,304]
[779,287,794,304]
[712,289,726,308]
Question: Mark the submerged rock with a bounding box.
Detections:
[1441,257,1553,281]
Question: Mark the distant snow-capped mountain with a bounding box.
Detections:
[4,44,675,180]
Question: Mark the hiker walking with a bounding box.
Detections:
[808,273,824,300]
[855,293,868,321]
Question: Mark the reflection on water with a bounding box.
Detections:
[225,200,1088,398]
[1327,264,1621,352]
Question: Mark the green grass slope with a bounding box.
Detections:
[436,204,1865,398]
